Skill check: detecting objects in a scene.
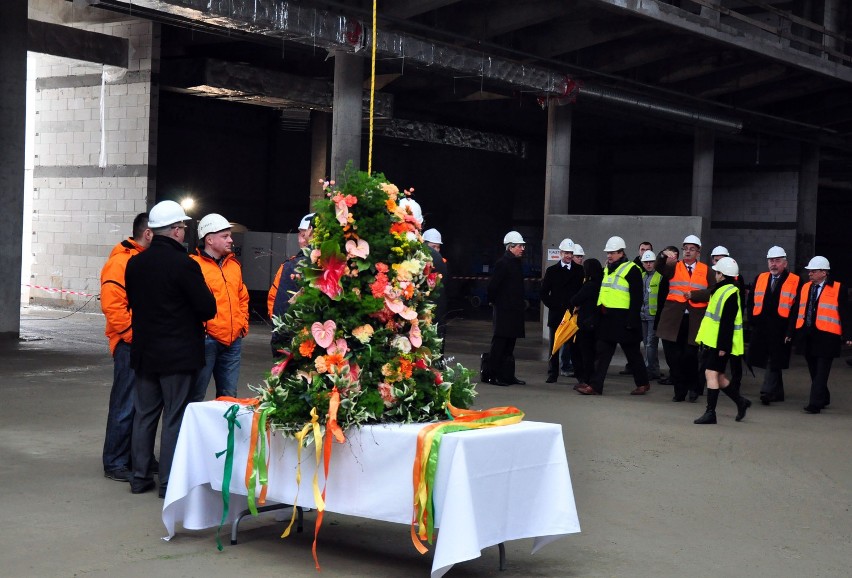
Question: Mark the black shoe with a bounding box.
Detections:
[802,406,821,414]
[130,479,156,494]
[491,379,512,387]
[158,484,168,499]
[694,410,717,424]
[736,398,752,422]
[545,376,557,383]
[511,378,526,385]
[688,391,700,403]
[760,394,771,406]
[672,396,686,402]
[658,377,673,385]
[104,467,132,483]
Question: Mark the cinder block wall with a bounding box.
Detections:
[27,17,156,308]
[710,170,798,283]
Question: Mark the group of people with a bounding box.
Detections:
[486,230,851,423]
[100,201,248,496]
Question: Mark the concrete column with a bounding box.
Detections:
[310,110,330,206]
[795,144,819,269]
[699,0,721,24]
[544,102,572,217]
[0,0,27,339]
[823,0,841,59]
[691,128,715,232]
[330,52,363,181]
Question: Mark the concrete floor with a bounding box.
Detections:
[2,306,851,577]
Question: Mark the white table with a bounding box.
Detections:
[163,401,580,577]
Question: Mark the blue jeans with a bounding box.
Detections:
[191,336,242,402]
[642,319,660,377]
[103,341,135,472]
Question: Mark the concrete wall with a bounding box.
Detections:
[26,14,156,308]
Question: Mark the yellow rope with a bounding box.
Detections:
[368,0,377,174]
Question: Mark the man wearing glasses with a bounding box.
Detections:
[125,200,216,497]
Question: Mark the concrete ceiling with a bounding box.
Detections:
[80,0,852,180]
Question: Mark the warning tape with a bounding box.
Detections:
[452,276,541,282]
[25,284,99,298]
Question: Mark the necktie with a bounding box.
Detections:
[770,275,778,292]
[686,264,693,276]
[806,284,819,327]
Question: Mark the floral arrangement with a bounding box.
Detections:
[255,170,476,436]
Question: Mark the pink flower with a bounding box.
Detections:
[327,338,349,356]
[378,382,397,406]
[271,352,294,377]
[314,253,347,300]
[409,323,422,348]
[311,320,336,348]
[345,238,370,259]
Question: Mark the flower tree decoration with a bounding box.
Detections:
[255,170,476,436]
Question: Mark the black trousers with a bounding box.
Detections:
[573,329,595,384]
[662,313,701,399]
[131,370,195,486]
[804,355,833,409]
[489,335,517,381]
[760,368,785,398]
[590,339,649,394]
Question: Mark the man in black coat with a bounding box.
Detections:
[540,238,583,382]
[787,256,851,414]
[486,231,527,386]
[747,246,801,405]
[125,200,217,497]
[576,236,650,396]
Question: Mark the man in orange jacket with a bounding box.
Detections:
[100,213,152,482]
[190,213,250,401]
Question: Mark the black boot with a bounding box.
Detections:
[721,384,751,422]
[694,389,719,424]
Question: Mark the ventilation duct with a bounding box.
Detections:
[374,119,527,157]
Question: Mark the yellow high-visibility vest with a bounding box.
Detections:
[695,284,744,355]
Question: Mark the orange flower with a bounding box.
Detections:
[390,221,414,235]
[325,352,347,374]
[398,358,413,379]
[299,339,316,358]
[385,199,397,212]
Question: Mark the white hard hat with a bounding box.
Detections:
[148,200,190,228]
[683,234,701,247]
[573,244,584,256]
[503,231,525,244]
[712,256,739,277]
[197,213,231,239]
[766,246,787,259]
[399,198,424,225]
[711,246,729,257]
[805,256,830,270]
[423,228,442,244]
[641,250,656,262]
[558,238,575,252]
[298,213,315,230]
[604,236,626,252]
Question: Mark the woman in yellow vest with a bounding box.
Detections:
[693,257,752,424]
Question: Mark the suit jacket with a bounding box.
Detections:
[656,260,715,345]
[746,269,799,369]
[540,260,584,328]
[487,251,526,338]
[793,278,849,359]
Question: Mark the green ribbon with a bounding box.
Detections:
[246,407,271,516]
[214,404,242,551]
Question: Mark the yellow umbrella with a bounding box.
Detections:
[551,309,579,355]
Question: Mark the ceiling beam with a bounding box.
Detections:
[519,17,655,57]
[383,0,463,20]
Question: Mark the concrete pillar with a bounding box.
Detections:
[823,0,841,59]
[795,144,819,269]
[330,52,363,181]
[310,111,330,206]
[691,127,715,232]
[699,0,721,23]
[0,0,27,339]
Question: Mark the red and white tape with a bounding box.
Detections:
[25,284,98,298]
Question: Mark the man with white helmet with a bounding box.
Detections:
[693,257,751,424]
[125,200,217,496]
[747,245,800,405]
[190,213,250,402]
[540,238,583,382]
[268,213,314,320]
[575,236,651,396]
[485,231,528,386]
[787,256,851,414]
[423,228,442,252]
[656,234,714,402]
[572,244,585,266]
[639,250,663,380]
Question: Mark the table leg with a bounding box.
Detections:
[230,504,303,545]
[498,542,506,570]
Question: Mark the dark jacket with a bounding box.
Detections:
[570,277,601,333]
[596,256,643,344]
[487,251,526,338]
[540,260,584,328]
[656,259,715,345]
[272,254,306,318]
[125,235,217,374]
[746,269,800,369]
[427,245,449,328]
[706,278,740,353]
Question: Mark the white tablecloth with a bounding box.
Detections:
[163,401,580,577]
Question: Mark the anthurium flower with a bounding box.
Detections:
[303,241,348,300]
[311,320,336,349]
[345,238,369,259]
[271,352,294,377]
[327,338,349,356]
[409,323,422,348]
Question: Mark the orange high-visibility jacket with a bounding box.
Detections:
[752,271,799,318]
[267,263,284,318]
[191,251,250,345]
[100,238,145,354]
[795,281,842,335]
[666,261,709,308]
